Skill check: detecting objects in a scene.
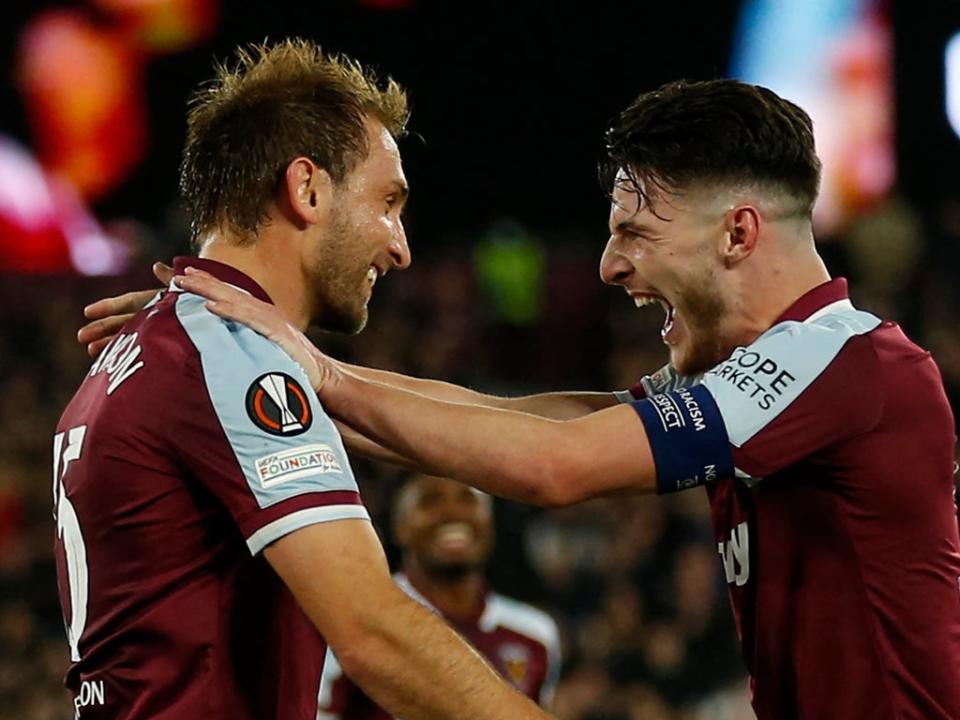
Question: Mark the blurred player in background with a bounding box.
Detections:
[110,79,955,720]
[54,40,554,720]
[318,474,560,719]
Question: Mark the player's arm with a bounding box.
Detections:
[332,418,443,471]
[172,267,726,504]
[319,372,656,506]
[264,519,553,720]
[329,391,617,470]
[328,397,650,504]
[340,364,620,419]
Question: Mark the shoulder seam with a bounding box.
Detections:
[484,594,559,647]
[849,332,886,437]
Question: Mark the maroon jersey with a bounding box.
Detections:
[317,573,561,718]
[629,279,960,719]
[53,258,368,719]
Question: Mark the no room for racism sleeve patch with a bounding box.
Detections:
[245,372,313,437]
[631,385,734,494]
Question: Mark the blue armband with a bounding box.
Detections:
[631,385,734,494]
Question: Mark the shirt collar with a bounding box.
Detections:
[773,277,850,324]
[173,256,274,305]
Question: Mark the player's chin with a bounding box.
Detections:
[670,340,711,376]
[432,546,478,562]
[430,547,482,567]
[668,343,693,375]
[318,303,367,336]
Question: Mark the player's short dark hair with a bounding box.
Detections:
[600,79,821,216]
[180,39,410,244]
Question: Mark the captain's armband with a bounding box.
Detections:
[631,385,733,494]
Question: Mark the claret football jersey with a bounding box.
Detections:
[629,278,960,720]
[53,257,368,720]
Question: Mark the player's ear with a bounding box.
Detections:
[720,205,760,267]
[280,157,334,228]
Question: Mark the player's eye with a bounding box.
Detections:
[629,230,656,243]
[418,491,441,508]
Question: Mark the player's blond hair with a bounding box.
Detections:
[180,39,410,244]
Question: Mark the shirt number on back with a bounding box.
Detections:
[53,426,88,662]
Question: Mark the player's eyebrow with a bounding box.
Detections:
[388,180,410,200]
[613,219,655,235]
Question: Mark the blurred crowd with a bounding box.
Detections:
[2,190,959,720]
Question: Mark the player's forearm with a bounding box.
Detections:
[340,590,552,720]
[333,419,448,475]
[323,374,582,506]
[499,390,620,418]
[269,522,552,720]
[340,362,616,419]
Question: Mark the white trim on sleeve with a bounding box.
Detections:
[246,504,370,555]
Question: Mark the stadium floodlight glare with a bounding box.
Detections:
[947,31,960,141]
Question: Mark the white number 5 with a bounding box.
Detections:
[53,426,88,663]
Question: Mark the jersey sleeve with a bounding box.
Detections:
[632,310,884,491]
[537,615,562,709]
[316,649,348,719]
[702,314,885,480]
[171,293,368,554]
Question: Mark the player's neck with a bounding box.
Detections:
[404,561,486,623]
[198,235,311,331]
[729,240,831,348]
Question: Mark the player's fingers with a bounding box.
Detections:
[83,289,156,320]
[77,313,135,345]
[83,296,127,320]
[153,261,175,285]
[176,268,246,304]
[86,336,115,358]
[204,299,233,317]
[205,299,272,337]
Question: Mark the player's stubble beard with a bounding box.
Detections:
[671,261,728,376]
[307,204,370,336]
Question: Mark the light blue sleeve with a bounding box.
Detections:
[174,293,368,552]
[700,306,881,449]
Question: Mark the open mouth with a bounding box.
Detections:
[432,522,475,550]
[632,293,676,342]
[366,266,378,287]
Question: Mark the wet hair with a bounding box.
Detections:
[600,79,821,216]
[180,38,409,244]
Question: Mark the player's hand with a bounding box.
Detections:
[639,363,702,396]
[173,267,340,392]
[77,262,174,358]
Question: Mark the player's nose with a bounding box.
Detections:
[388,226,411,270]
[599,236,634,286]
